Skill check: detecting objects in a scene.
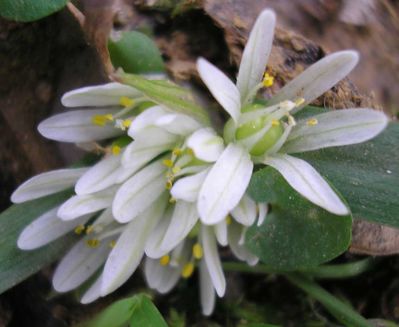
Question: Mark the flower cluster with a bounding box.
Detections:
[11,8,388,315]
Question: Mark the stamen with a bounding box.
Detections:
[288,115,297,126]
[295,97,305,107]
[159,255,170,266]
[172,166,181,174]
[86,239,100,248]
[186,148,194,156]
[181,262,195,278]
[85,225,94,234]
[226,215,232,225]
[112,145,121,156]
[119,96,135,108]
[122,119,132,128]
[172,148,182,156]
[74,224,85,235]
[306,118,318,126]
[104,114,114,121]
[92,115,107,126]
[169,197,176,204]
[192,243,203,260]
[262,73,274,88]
[271,119,280,127]
[162,159,174,168]
[165,180,173,190]
[109,240,116,248]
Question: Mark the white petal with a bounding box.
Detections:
[38,109,122,143]
[127,106,168,137]
[228,222,258,266]
[112,160,166,223]
[236,9,276,103]
[101,197,167,295]
[57,187,116,221]
[61,83,140,107]
[283,108,389,153]
[269,51,359,110]
[11,168,88,203]
[156,266,181,294]
[201,225,226,297]
[160,201,199,253]
[199,259,216,316]
[144,257,164,290]
[263,154,349,215]
[230,195,257,226]
[186,128,225,162]
[198,144,253,225]
[53,238,110,292]
[155,113,202,136]
[197,58,241,123]
[81,274,102,304]
[75,154,121,195]
[17,206,90,250]
[171,168,210,202]
[144,258,180,294]
[257,202,268,226]
[145,207,173,258]
[215,220,228,246]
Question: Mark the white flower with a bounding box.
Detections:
[192,8,388,224]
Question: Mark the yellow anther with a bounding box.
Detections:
[109,240,116,248]
[159,255,170,266]
[172,148,182,156]
[74,224,85,235]
[181,262,195,278]
[192,243,203,260]
[172,166,181,174]
[295,97,305,107]
[92,115,107,126]
[226,215,232,225]
[186,148,194,156]
[119,96,135,108]
[169,197,176,204]
[162,159,174,167]
[104,114,114,121]
[112,145,121,156]
[306,118,318,126]
[85,225,94,235]
[122,119,132,128]
[86,239,100,248]
[262,73,274,88]
[271,119,280,127]
[165,180,173,190]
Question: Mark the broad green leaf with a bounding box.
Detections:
[0,0,68,22]
[130,294,168,327]
[108,31,165,74]
[247,167,352,271]
[118,73,210,126]
[0,190,75,294]
[299,122,399,227]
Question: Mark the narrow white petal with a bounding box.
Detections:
[269,51,359,110]
[201,226,226,297]
[257,202,268,226]
[17,206,90,250]
[57,187,116,221]
[199,259,216,316]
[145,207,173,258]
[198,144,253,225]
[38,109,122,143]
[197,58,241,123]
[228,222,258,266]
[263,154,349,215]
[144,257,164,290]
[11,168,88,203]
[171,168,210,202]
[155,113,202,136]
[236,9,276,103]
[112,160,166,223]
[230,195,257,226]
[186,128,225,162]
[283,108,389,153]
[75,155,121,195]
[61,83,140,107]
[81,274,102,304]
[156,266,181,294]
[215,220,228,246]
[53,238,110,292]
[101,197,167,295]
[127,106,168,137]
[160,201,199,253]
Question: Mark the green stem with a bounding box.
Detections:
[285,273,372,327]
[222,261,275,274]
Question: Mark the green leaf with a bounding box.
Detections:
[299,122,399,227]
[118,73,211,126]
[247,167,352,271]
[130,294,168,327]
[108,31,165,74]
[0,190,75,294]
[0,0,68,22]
